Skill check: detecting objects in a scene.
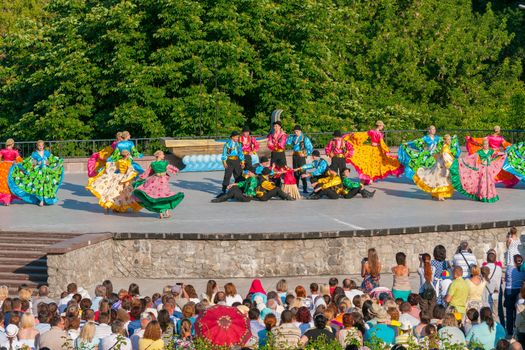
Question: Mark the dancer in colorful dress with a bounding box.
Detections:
[465,126,518,187]
[109,131,144,174]
[218,131,244,196]
[503,141,525,181]
[87,132,123,177]
[0,139,23,205]
[286,125,313,193]
[345,121,404,184]
[132,151,184,219]
[450,138,506,203]
[273,158,301,200]
[8,140,64,206]
[267,121,287,166]
[413,134,460,201]
[325,130,353,177]
[86,149,142,213]
[398,125,444,179]
[240,126,259,170]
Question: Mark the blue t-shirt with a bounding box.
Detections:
[364,324,396,346]
[506,266,525,290]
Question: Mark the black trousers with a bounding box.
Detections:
[271,151,286,166]
[243,154,253,170]
[258,188,289,201]
[342,187,361,199]
[292,154,307,191]
[216,187,251,202]
[318,189,340,199]
[330,157,347,177]
[222,158,242,190]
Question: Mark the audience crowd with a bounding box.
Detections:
[0,228,524,350]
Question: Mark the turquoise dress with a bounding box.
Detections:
[8,150,64,205]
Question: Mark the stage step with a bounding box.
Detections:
[0,233,81,295]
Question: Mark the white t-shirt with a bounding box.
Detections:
[225,294,243,306]
[344,289,364,304]
[101,334,132,350]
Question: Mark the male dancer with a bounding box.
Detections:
[325,130,353,176]
[212,168,257,203]
[218,131,244,196]
[267,121,287,166]
[256,168,294,201]
[299,150,329,183]
[240,126,259,170]
[286,125,313,193]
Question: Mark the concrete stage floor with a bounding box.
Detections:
[1,172,525,234]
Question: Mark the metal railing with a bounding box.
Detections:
[1,129,525,158]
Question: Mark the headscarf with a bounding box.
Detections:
[247,279,266,298]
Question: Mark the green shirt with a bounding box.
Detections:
[237,177,257,197]
[150,160,168,173]
[448,277,469,314]
[342,177,361,189]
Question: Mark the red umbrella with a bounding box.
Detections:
[195,305,252,346]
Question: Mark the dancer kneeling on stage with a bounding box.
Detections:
[298,150,329,183]
[211,168,258,203]
[253,156,272,175]
[308,167,342,200]
[255,168,294,201]
[340,168,375,199]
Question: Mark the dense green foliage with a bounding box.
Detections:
[0,0,524,141]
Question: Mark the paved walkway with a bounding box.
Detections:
[1,172,524,234]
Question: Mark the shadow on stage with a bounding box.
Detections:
[61,199,153,218]
[61,181,92,197]
[175,177,222,194]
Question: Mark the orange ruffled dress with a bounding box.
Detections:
[345,130,404,184]
[0,149,23,204]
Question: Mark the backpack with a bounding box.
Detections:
[420,281,436,300]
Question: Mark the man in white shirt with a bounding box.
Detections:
[398,302,420,328]
[452,241,477,278]
[100,320,132,350]
[342,279,363,302]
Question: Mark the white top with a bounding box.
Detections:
[225,294,243,306]
[507,238,521,266]
[344,290,364,304]
[399,313,420,328]
[95,324,112,340]
[101,334,132,350]
[484,263,502,294]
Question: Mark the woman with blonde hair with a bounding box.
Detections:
[276,279,288,304]
[8,140,64,206]
[361,248,382,293]
[74,321,99,350]
[132,150,184,219]
[87,132,123,177]
[18,312,39,349]
[139,320,164,350]
[466,265,486,312]
[0,286,9,307]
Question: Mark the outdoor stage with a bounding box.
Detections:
[3,170,524,294]
[1,171,525,235]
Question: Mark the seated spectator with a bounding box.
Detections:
[100,320,132,350]
[271,310,301,349]
[74,321,99,350]
[466,307,506,350]
[39,315,70,350]
[336,313,362,348]
[300,314,335,346]
[364,303,395,346]
[174,319,193,348]
[438,313,466,346]
[464,308,480,334]
[32,285,55,315]
[248,308,264,337]
[258,314,277,348]
[95,312,112,340]
[399,302,420,328]
[295,306,312,335]
[1,324,21,350]
[17,312,39,349]
[224,283,243,306]
[35,310,51,335]
[414,312,430,339]
[138,320,163,350]
[395,322,415,345]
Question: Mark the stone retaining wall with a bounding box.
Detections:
[46,226,522,294]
